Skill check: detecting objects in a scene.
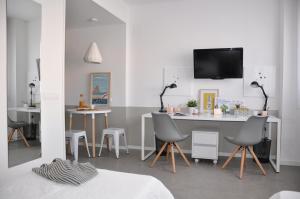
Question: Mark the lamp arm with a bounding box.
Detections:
[259,86,268,111]
[159,86,169,112]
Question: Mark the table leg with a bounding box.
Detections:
[69,113,73,130]
[269,121,281,173]
[83,114,87,130]
[104,113,111,151]
[141,115,156,161]
[92,114,96,158]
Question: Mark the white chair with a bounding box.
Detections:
[65,130,91,161]
[98,128,129,158]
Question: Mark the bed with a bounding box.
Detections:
[0,169,174,199]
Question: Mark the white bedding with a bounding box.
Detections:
[0,169,174,199]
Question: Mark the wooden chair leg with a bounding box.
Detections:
[174,142,191,167]
[150,142,168,167]
[248,146,266,176]
[222,146,241,169]
[17,129,30,147]
[8,129,14,142]
[239,147,246,179]
[166,144,171,161]
[170,143,176,173]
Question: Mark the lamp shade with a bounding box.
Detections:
[84,42,103,64]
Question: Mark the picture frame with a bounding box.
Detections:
[199,89,219,113]
[90,72,111,106]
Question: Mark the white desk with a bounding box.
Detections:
[141,113,281,173]
[67,109,111,158]
[8,107,41,123]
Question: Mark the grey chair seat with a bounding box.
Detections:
[156,134,190,142]
[224,136,261,146]
[8,121,26,129]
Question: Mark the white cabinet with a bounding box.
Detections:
[192,130,219,164]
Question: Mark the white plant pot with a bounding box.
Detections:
[188,107,198,115]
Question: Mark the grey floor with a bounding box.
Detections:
[72,147,300,199]
[8,140,41,167]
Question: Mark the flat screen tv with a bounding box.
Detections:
[194,48,243,79]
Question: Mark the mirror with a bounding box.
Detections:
[7,0,41,167]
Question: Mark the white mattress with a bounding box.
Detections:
[0,169,174,199]
[270,191,300,199]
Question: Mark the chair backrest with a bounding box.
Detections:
[7,116,14,127]
[235,116,268,145]
[151,112,185,142]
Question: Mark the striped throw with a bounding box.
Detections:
[32,158,98,185]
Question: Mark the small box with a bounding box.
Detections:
[192,129,219,164]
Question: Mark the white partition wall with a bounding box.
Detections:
[0,0,66,181]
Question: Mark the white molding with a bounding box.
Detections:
[281,160,300,166]
[80,143,300,167]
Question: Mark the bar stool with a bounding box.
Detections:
[98,128,129,158]
[65,130,91,161]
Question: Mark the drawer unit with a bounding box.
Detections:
[192,130,219,164]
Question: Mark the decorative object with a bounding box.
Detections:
[79,94,88,108]
[199,89,219,113]
[29,83,36,107]
[84,42,103,64]
[187,99,198,115]
[250,81,268,111]
[90,73,111,106]
[159,83,177,112]
[244,66,276,97]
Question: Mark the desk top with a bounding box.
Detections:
[142,112,280,123]
[8,107,41,113]
[67,108,111,114]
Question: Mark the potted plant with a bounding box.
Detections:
[187,100,198,115]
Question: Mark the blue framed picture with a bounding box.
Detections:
[90,73,111,106]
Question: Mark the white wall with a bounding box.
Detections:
[127,0,280,110]
[7,18,28,114]
[280,0,300,165]
[27,18,41,103]
[65,24,126,106]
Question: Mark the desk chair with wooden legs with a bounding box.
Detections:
[7,116,30,147]
[222,116,268,179]
[150,113,191,173]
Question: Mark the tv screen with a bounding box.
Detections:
[194,48,243,79]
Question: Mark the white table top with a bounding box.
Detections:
[8,107,41,113]
[67,108,111,114]
[142,112,280,123]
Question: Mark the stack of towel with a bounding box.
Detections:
[32,158,98,185]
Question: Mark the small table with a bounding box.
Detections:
[67,108,111,158]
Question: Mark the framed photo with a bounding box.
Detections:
[90,72,111,106]
[199,89,219,113]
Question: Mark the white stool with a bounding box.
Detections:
[65,130,91,161]
[98,128,129,158]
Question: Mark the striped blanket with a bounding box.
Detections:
[32,158,98,185]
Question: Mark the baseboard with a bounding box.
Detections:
[280,160,300,166]
[80,143,300,166]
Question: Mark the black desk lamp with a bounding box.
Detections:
[29,83,36,107]
[159,83,177,112]
[250,81,268,111]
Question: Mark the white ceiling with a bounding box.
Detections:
[7,0,41,21]
[66,0,124,29]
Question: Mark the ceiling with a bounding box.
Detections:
[7,0,41,21]
[66,0,124,29]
